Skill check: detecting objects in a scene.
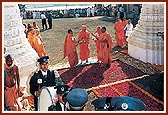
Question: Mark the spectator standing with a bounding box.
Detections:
[119,5,125,20]
[41,12,48,30]
[124,19,134,43]
[47,11,53,29]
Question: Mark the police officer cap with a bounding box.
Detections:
[92,96,146,111]
[111,96,146,111]
[91,97,113,111]
[37,56,49,64]
[66,88,88,108]
[55,84,70,95]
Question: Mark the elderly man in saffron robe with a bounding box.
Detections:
[77,25,90,64]
[92,27,113,67]
[114,18,126,48]
[63,29,78,68]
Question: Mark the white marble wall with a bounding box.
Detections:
[128,4,164,65]
[3,4,39,87]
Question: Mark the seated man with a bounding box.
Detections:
[66,88,88,111]
[29,56,57,111]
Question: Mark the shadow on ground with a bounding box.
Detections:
[132,72,164,102]
[98,16,116,23]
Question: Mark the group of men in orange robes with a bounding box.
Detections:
[26,22,46,57]
[63,25,90,68]
[92,26,113,66]
[114,17,134,47]
[114,18,128,48]
[63,25,113,68]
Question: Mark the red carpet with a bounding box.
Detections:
[57,58,164,111]
[57,60,145,89]
[92,81,164,111]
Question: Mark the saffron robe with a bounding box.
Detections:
[114,20,126,47]
[4,65,20,111]
[78,30,90,61]
[33,31,46,57]
[63,34,78,68]
[98,32,113,65]
[27,30,35,48]
[94,29,102,61]
[122,19,129,28]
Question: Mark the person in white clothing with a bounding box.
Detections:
[41,12,48,30]
[91,6,95,17]
[87,7,91,17]
[124,19,134,42]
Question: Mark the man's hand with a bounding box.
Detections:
[35,89,41,97]
[78,39,84,44]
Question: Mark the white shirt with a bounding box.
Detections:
[41,14,46,19]
[119,7,125,12]
[41,69,47,76]
[124,23,134,37]
[59,102,65,111]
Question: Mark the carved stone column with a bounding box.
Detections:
[128,4,164,65]
[3,4,39,86]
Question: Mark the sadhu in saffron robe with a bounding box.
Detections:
[78,25,90,62]
[98,32,113,65]
[114,19,126,47]
[63,33,78,68]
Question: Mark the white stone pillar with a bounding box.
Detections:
[128,4,164,65]
[3,3,39,87]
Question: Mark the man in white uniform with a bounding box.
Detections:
[124,19,134,42]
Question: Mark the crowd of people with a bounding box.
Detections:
[21,4,116,19]
[23,22,47,57]
[4,6,135,111]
